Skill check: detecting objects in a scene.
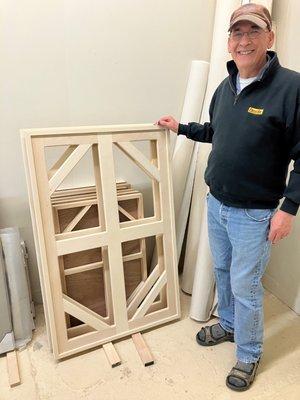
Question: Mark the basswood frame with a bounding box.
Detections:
[52,187,148,327]
[21,124,180,360]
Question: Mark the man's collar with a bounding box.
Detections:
[227,51,279,82]
[256,53,271,80]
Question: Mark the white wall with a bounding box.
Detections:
[263,0,300,314]
[0,0,216,302]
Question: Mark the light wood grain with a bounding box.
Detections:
[49,144,91,194]
[131,333,154,367]
[103,342,121,368]
[21,125,180,360]
[6,351,21,387]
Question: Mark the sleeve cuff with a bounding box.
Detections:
[280,198,299,216]
[178,123,189,136]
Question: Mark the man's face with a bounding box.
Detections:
[228,21,274,72]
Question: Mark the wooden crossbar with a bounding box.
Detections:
[116,142,160,182]
[56,230,107,256]
[127,264,160,319]
[49,144,91,194]
[62,294,110,331]
[64,251,143,276]
[126,281,145,306]
[132,271,167,320]
[64,261,103,276]
[48,145,77,179]
[63,205,92,232]
[119,221,163,243]
[118,205,135,221]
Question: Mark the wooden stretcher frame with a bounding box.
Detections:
[21,124,180,360]
[50,180,131,199]
[52,189,148,326]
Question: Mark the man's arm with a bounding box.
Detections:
[177,121,214,143]
[156,117,214,143]
[269,102,300,244]
[156,87,218,142]
[268,210,295,244]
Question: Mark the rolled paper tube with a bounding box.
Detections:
[172,60,209,257]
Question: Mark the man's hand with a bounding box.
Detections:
[156,115,179,133]
[268,209,295,244]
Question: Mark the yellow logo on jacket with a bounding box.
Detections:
[248,107,264,115]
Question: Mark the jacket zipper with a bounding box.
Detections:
[229,78,261,105]
[229,78,239,104]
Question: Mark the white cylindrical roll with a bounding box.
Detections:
[0,227,34,347]
[150,61,209,271]
[189,201,216,320]
[181,143,210,294]
[175,61,209,140]
[175,141,199,256]
[172,60,209,256]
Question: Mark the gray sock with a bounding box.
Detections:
[211,323,228,339]
[199,323,230,341]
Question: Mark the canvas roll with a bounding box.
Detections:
[175,141,199,256]
[151,60,209,271]
[189,200,217,320]
[172,60,209,257]
[181,143,210,294]
[0,227,34,347]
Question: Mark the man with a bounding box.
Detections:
[157,3,300,392]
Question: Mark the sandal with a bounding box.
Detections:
[196,323,234,346]
[226,358,260,392]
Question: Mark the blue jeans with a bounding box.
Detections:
[207,193,275,363]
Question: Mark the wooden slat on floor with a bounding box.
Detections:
[131,333,154,367]
[103,342,121,368]
[6,351,21,387]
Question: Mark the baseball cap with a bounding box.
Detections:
[228,3,272,31]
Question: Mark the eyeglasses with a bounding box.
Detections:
[229,29,267,42]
